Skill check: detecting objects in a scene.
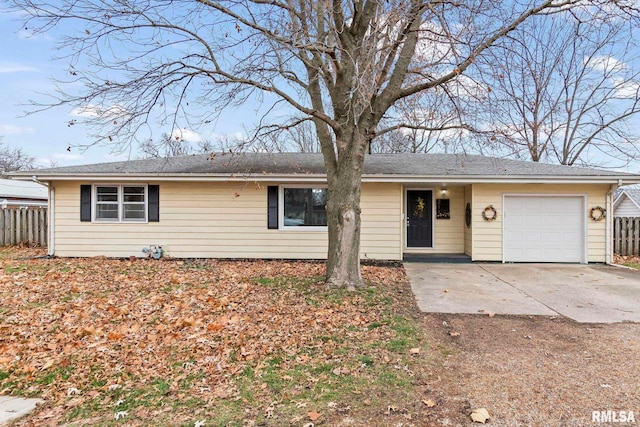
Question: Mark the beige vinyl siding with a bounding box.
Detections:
[52,181,402,260]
[433,187,465,253]
[360,183,403,260]
[471,183,609,262]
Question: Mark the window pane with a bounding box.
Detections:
[283,188,327,226]
[97,186,118,202]
[123,204,146,220]
[123,186,145,202]
[96,203,118,220]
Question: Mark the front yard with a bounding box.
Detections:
[0,248,435,426]
[2,248,639,426]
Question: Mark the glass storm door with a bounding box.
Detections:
[406,190,433,247]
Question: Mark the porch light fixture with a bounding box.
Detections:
[441,188,448,197]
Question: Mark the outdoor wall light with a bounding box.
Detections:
[441,188,448,197]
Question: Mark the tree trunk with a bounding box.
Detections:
[324,145,366,291]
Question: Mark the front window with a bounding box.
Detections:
[283,187,327,227]
[95,185,147,222]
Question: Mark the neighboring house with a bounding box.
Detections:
[0,178,48,209]
[613,186,640,217]
[11,153,640,263]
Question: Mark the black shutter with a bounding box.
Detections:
[148,185,160,222]
[267,186,278,229]
[80,185,91,222]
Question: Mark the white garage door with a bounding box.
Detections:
[504,196,585,263]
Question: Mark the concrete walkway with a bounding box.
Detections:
[405,263,640,323]
[0,396,43,426]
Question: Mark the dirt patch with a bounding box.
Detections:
[422,314,640,426]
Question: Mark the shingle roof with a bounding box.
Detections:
[615,186,640,206]
[11,152,640,182]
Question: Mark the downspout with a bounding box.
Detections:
[48,183,55,256]
[605,181,620,265]
[32,176,54,256]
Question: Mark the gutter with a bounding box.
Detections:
[10,173,640,185]
[606,185,615,265]
[48,183,55,256]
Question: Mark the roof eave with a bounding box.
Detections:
[12,172,640,185]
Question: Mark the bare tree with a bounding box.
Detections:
[10,0,636,289]
[138,133,214,158]
[0,139,36,175]
[480,14,640,167]
[247,120,321,153]
[372,84,478,153]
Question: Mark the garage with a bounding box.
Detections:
[503,195,586,263]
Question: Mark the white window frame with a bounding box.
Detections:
[92,184,148,223]
[279,185,328,231]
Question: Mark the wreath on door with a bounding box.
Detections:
[413,197,425,218]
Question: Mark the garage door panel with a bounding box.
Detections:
[504,196,585,263]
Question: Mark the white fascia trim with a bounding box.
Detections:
[15,174,640,185]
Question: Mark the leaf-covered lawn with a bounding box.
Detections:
[0,248,434,426]
[614,254,640,271]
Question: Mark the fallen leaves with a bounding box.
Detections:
[307,411,322,421]
[0,253,419,425]
[471,407,491,423]
[422,399,436,407]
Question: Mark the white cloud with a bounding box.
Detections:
[586,55,628,73]
[612,77,640,99]
[0,124,35,135]
[170,128,204,143]
[0,61,38,74]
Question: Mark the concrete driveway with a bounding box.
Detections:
[404,263,640,323]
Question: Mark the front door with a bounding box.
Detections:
[406,190,433,247]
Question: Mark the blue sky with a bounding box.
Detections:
[0,11,251,168]
[0,12,119,166]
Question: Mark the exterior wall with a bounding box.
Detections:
[614,197,640,217]
[51,180,611,262]
[434,187,465,253]
[51,180,403,260]
[471,183,610,263]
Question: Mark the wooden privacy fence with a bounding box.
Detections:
[614,217,640,256]
[0,208,48,247]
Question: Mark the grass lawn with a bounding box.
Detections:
[0,248,436,426]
